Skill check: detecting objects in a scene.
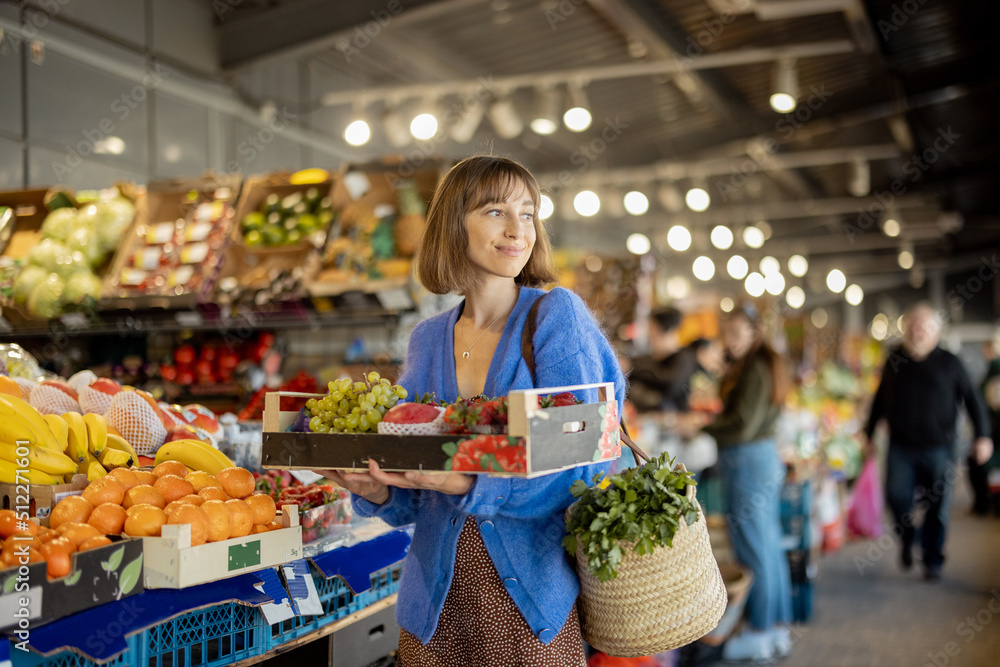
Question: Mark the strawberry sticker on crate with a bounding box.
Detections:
[261,381,622,478]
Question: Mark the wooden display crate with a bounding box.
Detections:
[0,188,48,261]
[142,504,303,589]
[0,473,88,520]
[260,383,622,478]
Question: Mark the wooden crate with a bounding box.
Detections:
[260,383,622,478]
[0,473,88,520]
[142,505,303,589]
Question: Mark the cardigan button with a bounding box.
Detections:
[496,496,504,504]
[538,629,555,642]
[480,520,494,534]
[503,577,517,589]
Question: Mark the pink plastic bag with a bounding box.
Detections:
[847,459,884,539]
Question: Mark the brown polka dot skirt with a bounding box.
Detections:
[397,516,586,667]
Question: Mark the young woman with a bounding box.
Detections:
[327,156,633,666]
[702,305,793,662]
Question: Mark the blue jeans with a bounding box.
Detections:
[719,440,792,631]
[885,445,954,570]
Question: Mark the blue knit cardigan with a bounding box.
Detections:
[352,286,633,645]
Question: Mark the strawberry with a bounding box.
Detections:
[540,391,581,408]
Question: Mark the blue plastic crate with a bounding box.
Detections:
[10,634,141,667]
[265,562,402,651]
[143,600,266,667]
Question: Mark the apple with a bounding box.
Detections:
[174,345,196,366]
[90,378,122,395]
[185,404,220,434]
[41,379,79,402]
[160,365,178,382]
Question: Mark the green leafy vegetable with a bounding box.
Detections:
[563,453,700,582]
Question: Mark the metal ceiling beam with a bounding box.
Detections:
[319,41,855,106]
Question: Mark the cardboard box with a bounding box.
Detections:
[0,474,88,520]
[0,536,144,631]
[261,383,622,478]
[142,505,303,589]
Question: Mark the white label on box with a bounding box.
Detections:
[169,265,195,288]
[180,243,209,264]
[120,268,147,286]
[289,470,323,485]
[133,247,161,271]
[185,222,212,242]
[146,222,176,245]
[0,586,42,629]
[283,560,323,616]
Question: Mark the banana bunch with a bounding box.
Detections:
[0,394,76,485]
[51,412,135,481]
[153,439,234,476]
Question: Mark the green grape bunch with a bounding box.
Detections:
[305,370,408,433]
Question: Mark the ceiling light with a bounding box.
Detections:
[711,225,734,250]
[811,307,828,328]
[448,98,486,143]
[845,284,864,306]
[685,187,710,212]
[871,316,888,340]
[769,58,798,113]
[720,297,735,313]
[787,254,808,277]
[626,233,651,255]
[574,190,600,216]
[745,272,765,297]
[756,220,772,240]
[667,225,692,251]
[657,184,684,212]
[728,255,749,279]
[382,105,412,147]
[898,249,914,269]
[563,82,592,132]
[623,191,649,216]
[693,256,715,281]
[848,158,870,197]
[487,96,523,139]
[883,218,901,237]
[409,100,440,141]
[759,256,780,275]
[94,136,126,155]
[742,225,765,248]
[786,286,805,309]
[344,119,371,146]
[539,194,554,220]
[764,271,785,295]
[826,269,846,293]
[666,276,690,299]
[530,86,560,135]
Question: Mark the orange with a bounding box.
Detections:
[4,534,42,552]
[201,500,232,542]
[265,520,283,532]
[48,536,76,554]
[154,475,195,504]
[106,468,141,492]
[245,494,276,526]
[36,526,58,543]
[216,467,255,500]
[250,524,269,534]
[131,469,159,486]
[0,375,19,397]
[78,536,113,551]
[177,494,205,506]
[59,523,102,548]
[123,505,168,537]
[126,503,157,517]
[88,503,128,535]
[185,471,223,492]
[198,487,230,502]
[224,499,253,538]
[40,541,72,578]
[50,496,94,530]
[167,505,209,546]
[153,461,188,479]
[123,485,166,510]
[0,510,17,538]
[82,477,126,507]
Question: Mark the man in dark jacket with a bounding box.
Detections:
[864,303,993,580]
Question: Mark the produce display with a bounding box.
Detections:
[255,471,351,545]
[238,369,318,421]
[10,190,135,318]
[241,186,334,248]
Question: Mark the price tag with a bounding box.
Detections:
[343,172,372,200]
[60,312,89,329]
[174,311,204,328]
[376,287,413,311]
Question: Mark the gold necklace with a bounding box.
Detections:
[459,310,507,360]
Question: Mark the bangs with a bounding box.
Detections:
[463,160,540,213]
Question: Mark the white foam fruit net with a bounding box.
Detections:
[79,385,115,415]
[13,377,38,402]
[377,408,447,436]
[106,391,167,456]
[29,384,82,415]
[68,370,98,394]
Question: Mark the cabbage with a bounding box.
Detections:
[27,273,65,319]
[62,270,103,305]
[52,250,89,278]
[26,239,72,273]
[79,199,134,255]
[11,265,49,305]
[40,208,79,242]
[66,226,105,268]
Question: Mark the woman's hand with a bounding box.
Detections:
[322,459,474,504]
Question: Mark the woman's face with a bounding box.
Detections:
[464,181,536,282]
[722,316,756,360]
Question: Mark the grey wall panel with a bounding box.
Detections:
[27,50,149,171]
[0,36,22,137]
[29,144,146,189]
[152,0,218,74]
[0,137,24,189]
[227,121,302,175]
[154,93,208,178]
[57,0,147,51]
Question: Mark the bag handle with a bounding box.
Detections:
[521,293,650,465]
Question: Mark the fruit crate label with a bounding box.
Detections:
[228,541,262,570]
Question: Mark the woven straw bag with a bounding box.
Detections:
[571,461,728,657]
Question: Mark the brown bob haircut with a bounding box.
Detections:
[417,155,558,295]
